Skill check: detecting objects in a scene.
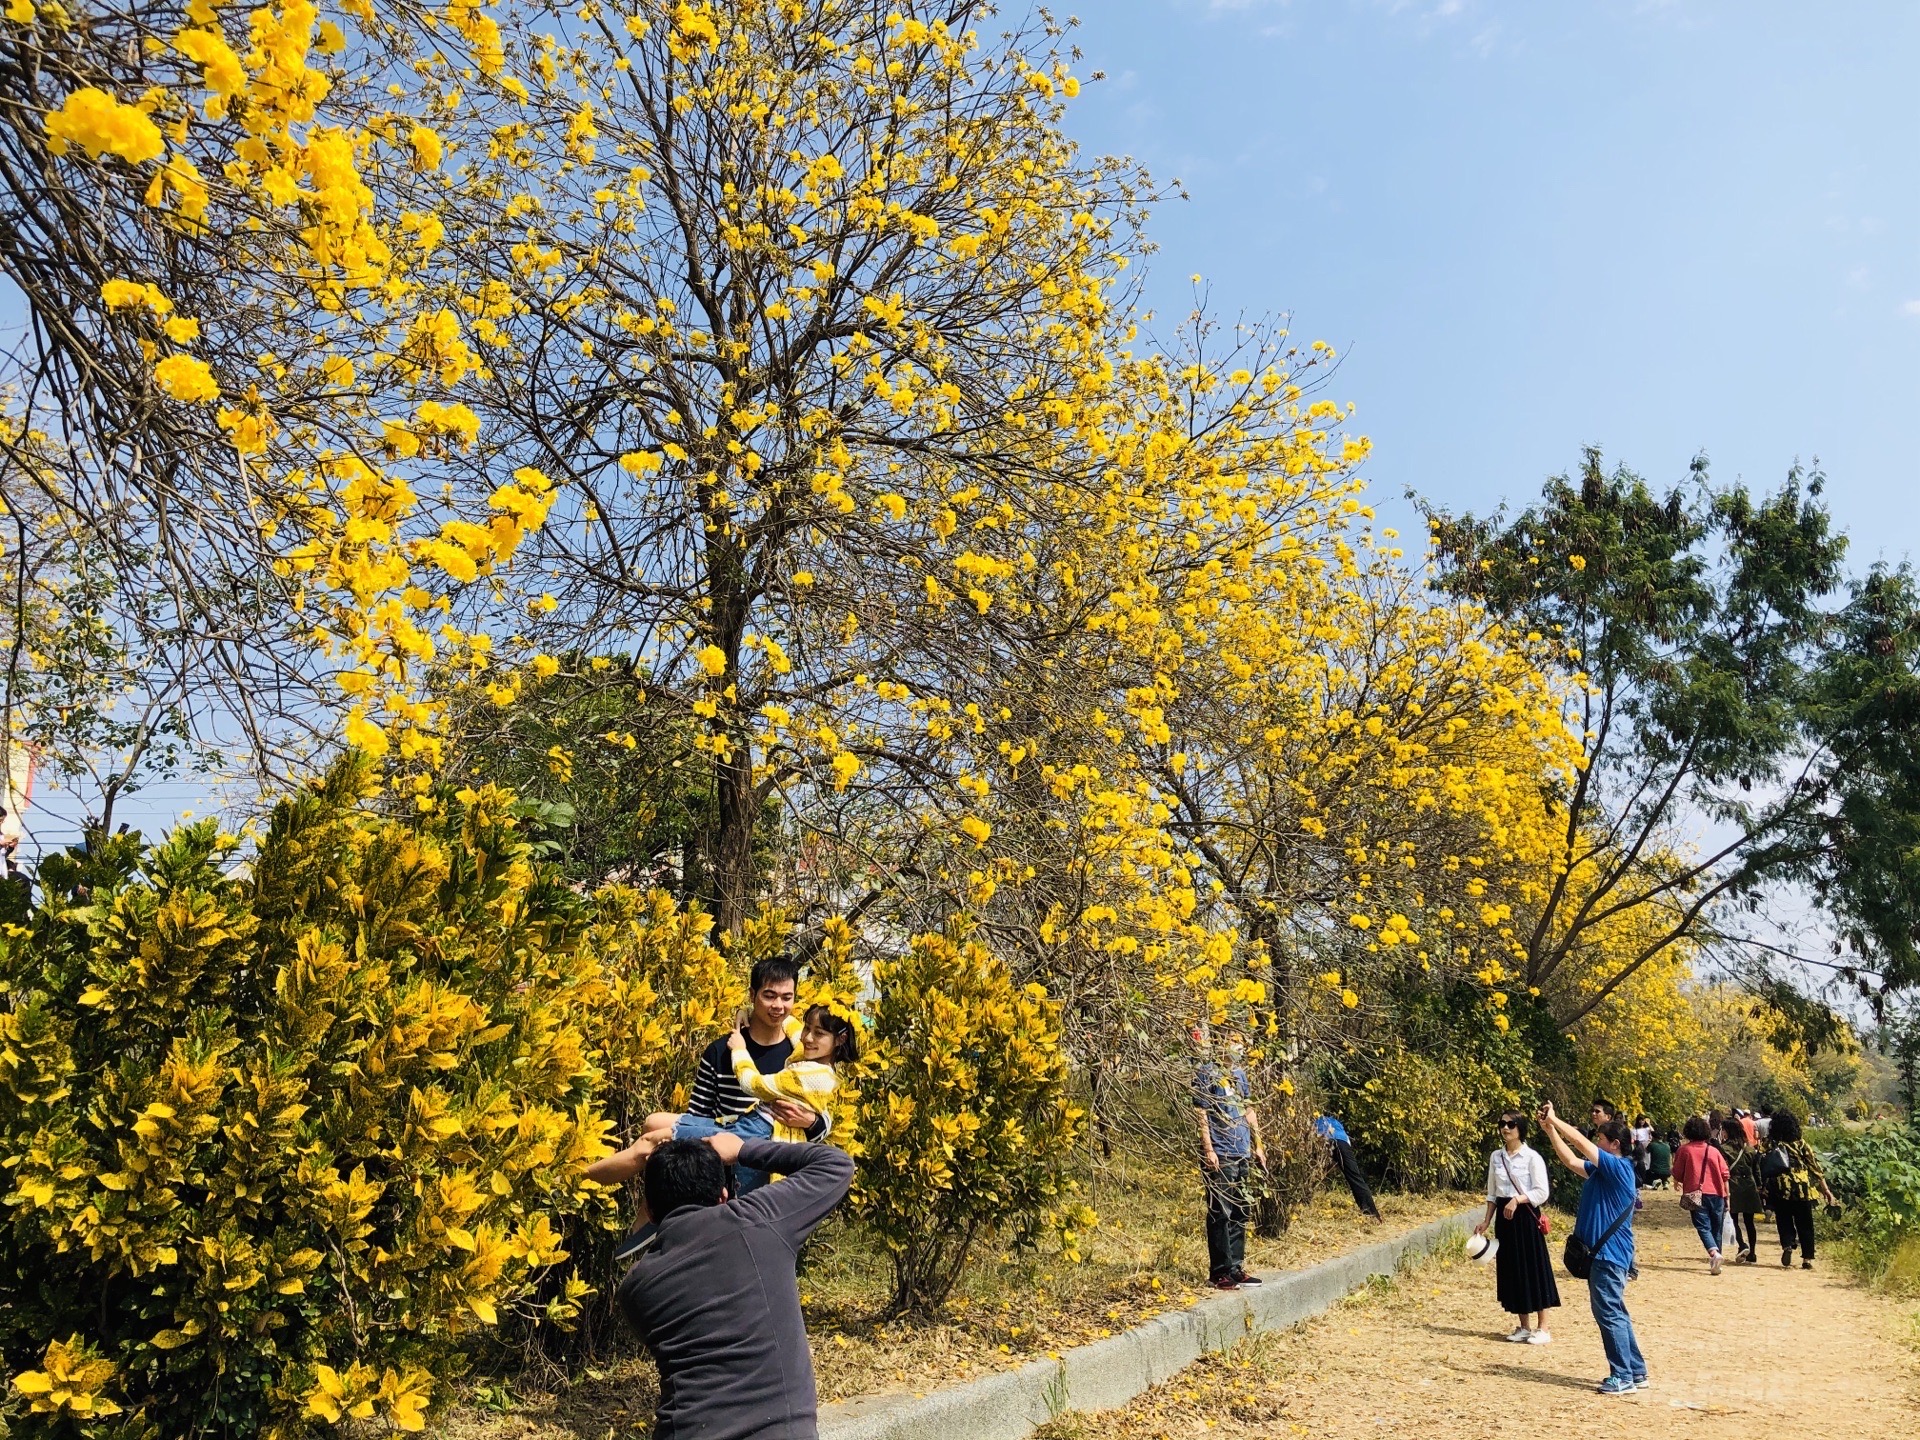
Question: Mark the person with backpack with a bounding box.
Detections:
[1538,1101,1646,1396]
[1761,1109,1837,1270]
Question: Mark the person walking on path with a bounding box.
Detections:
[1473,1111,1560,1344]
[1724,1125,1765,1263]
[1538,1101,1647,1396]
[612,1130,854,1440]
[1672,1115,1731,1275]
[1192,1027,1267,1290]
[1762,1109,1837,1270]
[1315,1113,1382,1223]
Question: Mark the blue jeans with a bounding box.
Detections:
[1689,1194,1727,1255]
[673,1110,775,1194]
[1587,1258,1646,1384]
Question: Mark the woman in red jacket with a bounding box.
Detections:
[1672,1114,1732,1275]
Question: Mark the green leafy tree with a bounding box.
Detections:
[1423,448,1859,1021]
[442,662,725,892]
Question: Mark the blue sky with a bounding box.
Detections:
[1064,0,1920,564]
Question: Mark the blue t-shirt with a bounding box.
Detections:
[1192,1062,1252,1159]
[1314,1115,1350,1144]
[1575,1149,1638,1269]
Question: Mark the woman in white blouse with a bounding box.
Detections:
[1473,1111,1561,1343]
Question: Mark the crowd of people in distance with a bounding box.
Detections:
[1467,1097,1840,1396]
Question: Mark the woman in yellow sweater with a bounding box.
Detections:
[729,1005,857,1141]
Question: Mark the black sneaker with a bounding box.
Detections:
[1230,1269,1264,1287]
[1210,1275,1240,1291]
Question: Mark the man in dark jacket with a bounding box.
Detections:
[614,1130,853,1440]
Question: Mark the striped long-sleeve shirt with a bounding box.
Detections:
[687,1027,831,1140]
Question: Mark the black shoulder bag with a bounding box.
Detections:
[1562,1196,1632,1281]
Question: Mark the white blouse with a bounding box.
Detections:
[1486,1144,1550,1205]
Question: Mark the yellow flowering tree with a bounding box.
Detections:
[0,1,559,789]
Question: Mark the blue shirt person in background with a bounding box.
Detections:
[1190,1026,1267,1290]
[1538,1100,1647,1395]
[1315,1115,1382,1222]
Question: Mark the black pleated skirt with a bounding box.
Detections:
[1494,1206,1562,1315]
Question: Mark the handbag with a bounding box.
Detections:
[1680,1189,1704,1213]
[1563,1196,1633,1281]
[1497,1151,1551,1236]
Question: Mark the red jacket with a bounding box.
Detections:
[1673,1140,1730,1197]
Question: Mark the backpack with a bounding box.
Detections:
[1762,1142,1815,1203]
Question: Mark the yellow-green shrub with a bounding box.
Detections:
[583,887,743,1141]
[0,760,611,1438]
[1341,1040,1514,1190]
[543,886,743,1360]
[850,926,1090,1316]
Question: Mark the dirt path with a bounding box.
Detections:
[1047,1201,1920,1440]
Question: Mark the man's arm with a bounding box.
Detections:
[764,1097,828,1140]
[1193,1106,1220,1171]
[584,1135,655,1187]
[729,1139,854,1246]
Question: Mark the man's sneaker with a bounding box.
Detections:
[1709,1251,1722,1275]
[1229,1270,1264,1287]
[1634,1376,1651,1390]
[1525,1329,1552,1345]
[1210,1276,1240,1291]
[1596,1377,1637,1396]
[1801,1259,1814,1271]
[1782,1250,1794,1267]
[1506,1325,1532,1342]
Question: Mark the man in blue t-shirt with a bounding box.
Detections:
[1191,1027,1268,1290]
[1539,1101,1646,1395]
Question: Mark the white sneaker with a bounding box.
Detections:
[1506,1325,1532,1342]
[1709,1251,1722,1275]
[1526,1330,1552,1345]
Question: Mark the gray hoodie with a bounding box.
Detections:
[616,1139,854,1440]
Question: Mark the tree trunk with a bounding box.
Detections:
[711,733,758,935]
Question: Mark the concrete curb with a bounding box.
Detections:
[820,1205,1480,1440]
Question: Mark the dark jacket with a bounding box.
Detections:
[616,1139,854,1440]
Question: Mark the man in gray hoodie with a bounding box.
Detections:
[608,1129,854,1440]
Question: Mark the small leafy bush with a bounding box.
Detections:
[1819,1123,1920,1288]
[850,926,1089,1317]
[0,760,611,1438]
[1340,1040,1512,1191]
